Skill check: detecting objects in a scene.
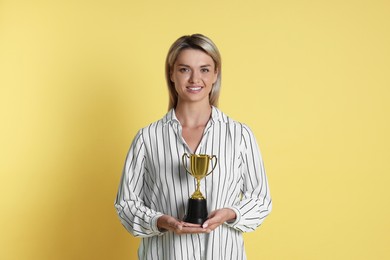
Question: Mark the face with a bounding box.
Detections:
[170,49,218,106]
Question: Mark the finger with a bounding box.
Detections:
[176,223,183,231]
[205,223,221,231]
[173,222,183,231]
[202,220,209,228]
[167,219,183,231]
[181,222,202,228]
[180,226,209,234]
[202,216,219,228]
[203,216,225,230]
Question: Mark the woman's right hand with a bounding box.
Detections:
[157,215,210,234]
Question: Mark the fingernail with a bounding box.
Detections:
[202,223,208,228]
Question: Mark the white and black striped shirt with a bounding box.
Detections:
[115,106,272,260]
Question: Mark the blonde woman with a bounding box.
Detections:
[115,34,272,260]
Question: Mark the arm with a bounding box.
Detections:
[225,124,272,232]
[114,130,164,237]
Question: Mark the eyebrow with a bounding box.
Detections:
[177,64,212,68]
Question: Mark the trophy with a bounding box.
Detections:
[182,153,217,224]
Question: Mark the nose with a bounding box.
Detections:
[189,70,200,83]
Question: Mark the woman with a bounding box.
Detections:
[115,34,272,260]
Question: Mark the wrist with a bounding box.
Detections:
[156,215,168,232]
[224,207,240,225]
[224,208,236,222]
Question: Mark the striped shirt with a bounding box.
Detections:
[115,106,272,260]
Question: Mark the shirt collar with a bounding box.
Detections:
[163,106,227,126]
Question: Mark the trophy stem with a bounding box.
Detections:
[191,178,204,200]
[196,179,201,193]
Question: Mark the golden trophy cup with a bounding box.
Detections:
[182,153,217,224]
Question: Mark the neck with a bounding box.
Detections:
[175,101,212,128]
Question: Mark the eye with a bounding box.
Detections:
[179,67,189,73]
[201,68,210,73]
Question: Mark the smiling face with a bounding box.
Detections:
[170,48,218,107]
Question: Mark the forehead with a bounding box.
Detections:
[175,49,215,67]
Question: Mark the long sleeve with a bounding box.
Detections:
[226,124,272,232]
[114,130,164,237]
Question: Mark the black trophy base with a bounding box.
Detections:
[184,198,208,224]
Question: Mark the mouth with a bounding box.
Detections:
[186,86,203,92]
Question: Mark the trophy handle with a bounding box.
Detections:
[206,155,217,176]
[182,153,191,174]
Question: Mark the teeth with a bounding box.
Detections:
[189,87,201,91]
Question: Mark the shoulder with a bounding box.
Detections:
[134,110,173,138]
[213,107,252,132]
[214,108,261,149]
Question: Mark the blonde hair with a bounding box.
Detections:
[165,34,222,110]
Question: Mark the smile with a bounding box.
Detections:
[187,86,202,91]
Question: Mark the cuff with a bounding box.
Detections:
[150,213,166,235]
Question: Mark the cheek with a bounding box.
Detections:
[173,73,189,84]
[206,74,218,85]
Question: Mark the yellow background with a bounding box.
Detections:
[1,0,389,259]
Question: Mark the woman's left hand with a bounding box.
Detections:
[202,208,236,232]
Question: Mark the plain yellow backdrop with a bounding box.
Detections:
[1,0,389,259]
